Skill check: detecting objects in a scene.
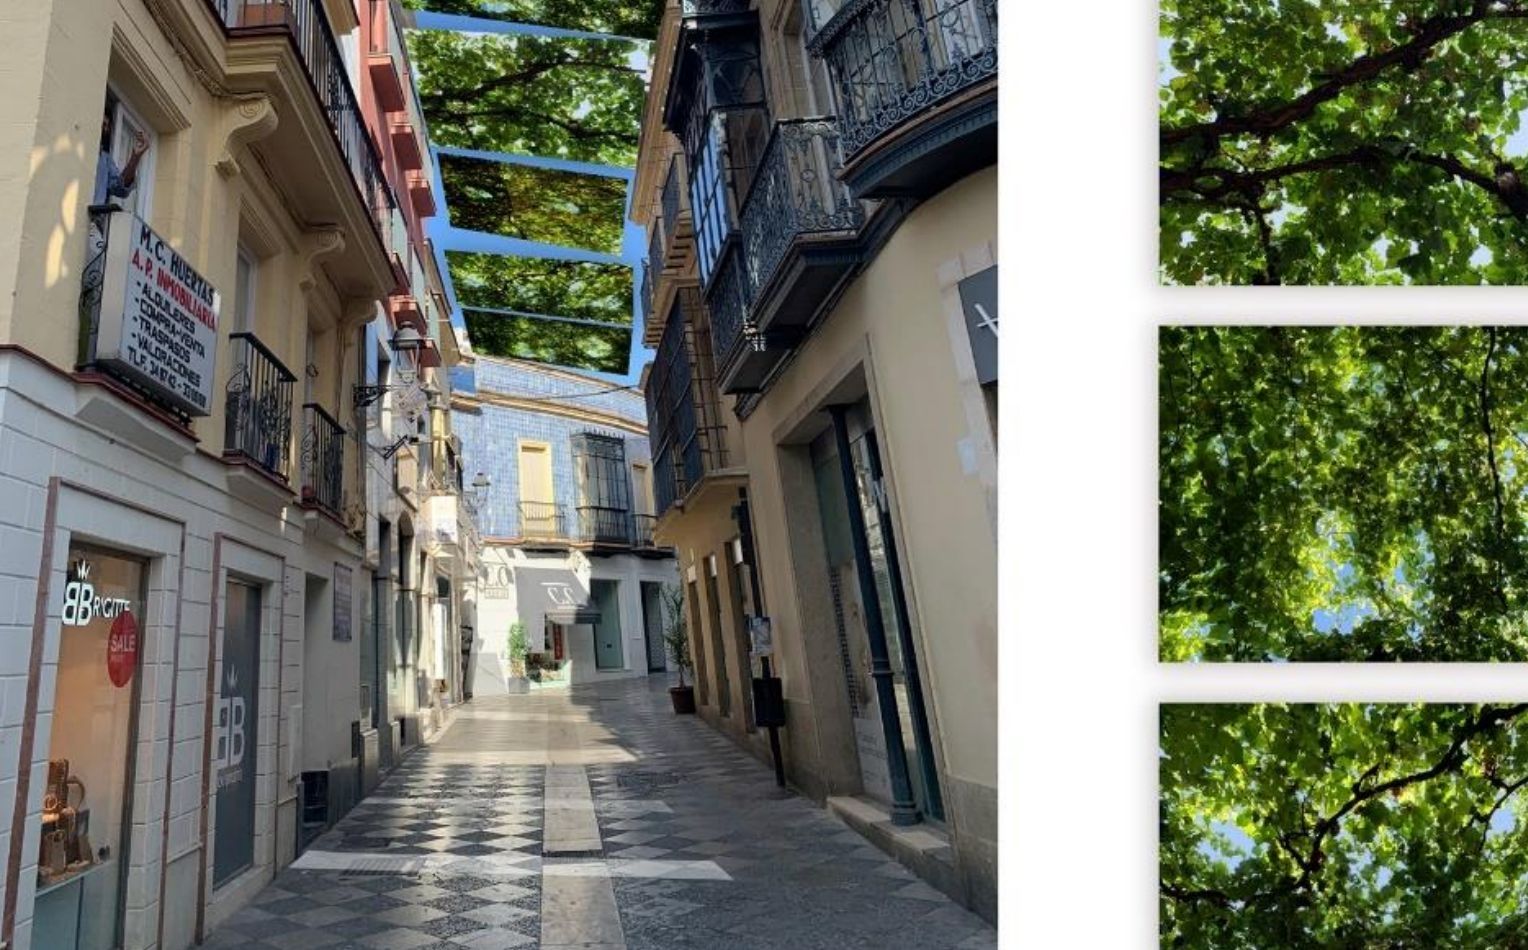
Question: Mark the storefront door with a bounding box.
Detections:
[34,545,146,950]
[213,579,261,887]
[591,580,624,670]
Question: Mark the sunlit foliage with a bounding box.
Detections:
[463,308,630,373]
[1160,326,1528,661]
[440,154,627,252]
[446,251,632,325]
[1162,704,1528,947]
[1160,1,1528,284]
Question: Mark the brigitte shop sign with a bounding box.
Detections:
[61,560,132,628]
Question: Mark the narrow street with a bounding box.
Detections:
[204,676,998,949]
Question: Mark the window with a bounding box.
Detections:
[631,462,654,516]
[101,90,155,219]
[572,433,633,542]
[690,115,731,287]
[234,247,257,333]
[518,442,557,536]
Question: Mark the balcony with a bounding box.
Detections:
[519,500,570,549]
[736,117,865,334]
[807,0,997,198]
[648,289,733,513]
[406,168,436,215]
[224,332,297,483]
[209,0,399,292]
[632,514,658,549]
[660,155,693,268]
[366,0,408,112]
[707,244,795,394]
[300,402,346,518]
[576,507,634,548]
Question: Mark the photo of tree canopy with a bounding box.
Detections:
[1160,325,1528,662]
[1162,704,1528,948]
[407,28,647,166]
[1159,1,1528,284]
[445,251,632,324]
[439,153,627,252]
[401,0,662,40]
[462,308,630,374]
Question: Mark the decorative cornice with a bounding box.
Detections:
[297,227,346,295]
[453,389,648,437]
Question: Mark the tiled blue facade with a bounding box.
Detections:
[455,358,651,539]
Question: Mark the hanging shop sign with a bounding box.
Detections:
[957,265,997,386]
[61,559,132,627]
[107,611,139,688]
[92,210,220,416]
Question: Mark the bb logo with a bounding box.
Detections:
[213,665,246,773]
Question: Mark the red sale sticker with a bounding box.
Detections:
[108,611,138,688]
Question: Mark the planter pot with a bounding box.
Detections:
[669,686,696,715]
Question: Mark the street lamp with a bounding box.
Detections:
[466,471,490,511]
[353,325,427,408]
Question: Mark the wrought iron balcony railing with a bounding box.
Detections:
[660,154,687,254]
[647,288,730,513]
[737,117,863,304]
[301,402,346,516]
[706,244,755,379]
[632,514,659,548]
[577,506,634,545]
[208,0,399,252]
[225,332,297,481]
[519,500,568,540]
[807,0,997,162]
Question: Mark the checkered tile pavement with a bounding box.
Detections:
[201,677,996,950]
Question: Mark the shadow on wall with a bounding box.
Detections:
[473,633,509,695]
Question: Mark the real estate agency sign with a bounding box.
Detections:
[93,210,220,416]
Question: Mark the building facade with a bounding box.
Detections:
[453,356,679,695]
[631,0,998,922]
[0,0,472,947]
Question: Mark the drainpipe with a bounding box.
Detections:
[827,405,919,826]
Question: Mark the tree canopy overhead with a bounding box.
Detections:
[402,0,662,40]
[439,153,628,253]
[407,28,647,166]
[1160,1,1528,284]
[462,309,630,374]
[1162,704,1528,948]
[445,251,633,324]
[1160,326,1528,662]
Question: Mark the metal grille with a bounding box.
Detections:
[828,567,863,716]
[301,403,346,515]
[737,117,864,299]
[647,288,728,515]
[809,0,998,159]
[572,432,633,543]
[225,332,297,480]
[206,0,400,255]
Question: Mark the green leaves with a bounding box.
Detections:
[1160,326,1528,661]
[1162,704,1528,948]
[445,251,633,324]
[439,154,627,253]
[407,28,647,165]
[1160,1,1528,284]
[461,309,630,374]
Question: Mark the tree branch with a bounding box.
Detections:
[1479,327,1511,611]
[1161,2,1527,148]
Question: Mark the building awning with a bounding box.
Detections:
[515,567,599,627]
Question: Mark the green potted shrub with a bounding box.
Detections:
[660,585,696,714]
[508,622,529,678]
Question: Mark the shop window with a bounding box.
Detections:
[35,545,147,948]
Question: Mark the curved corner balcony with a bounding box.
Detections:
[807,0,997,199]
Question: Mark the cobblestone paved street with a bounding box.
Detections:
[203,675,997,949]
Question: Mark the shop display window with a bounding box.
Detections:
[35,544,146,949]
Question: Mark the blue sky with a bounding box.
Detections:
[413,11,654,386]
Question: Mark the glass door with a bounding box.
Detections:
[36,545,147,950]
[214,579,261,887]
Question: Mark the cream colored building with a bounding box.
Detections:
[634,0,997,922]
[0,0,472,947]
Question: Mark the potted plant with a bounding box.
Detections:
[508,622,528,678]
[660,585,696,714]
